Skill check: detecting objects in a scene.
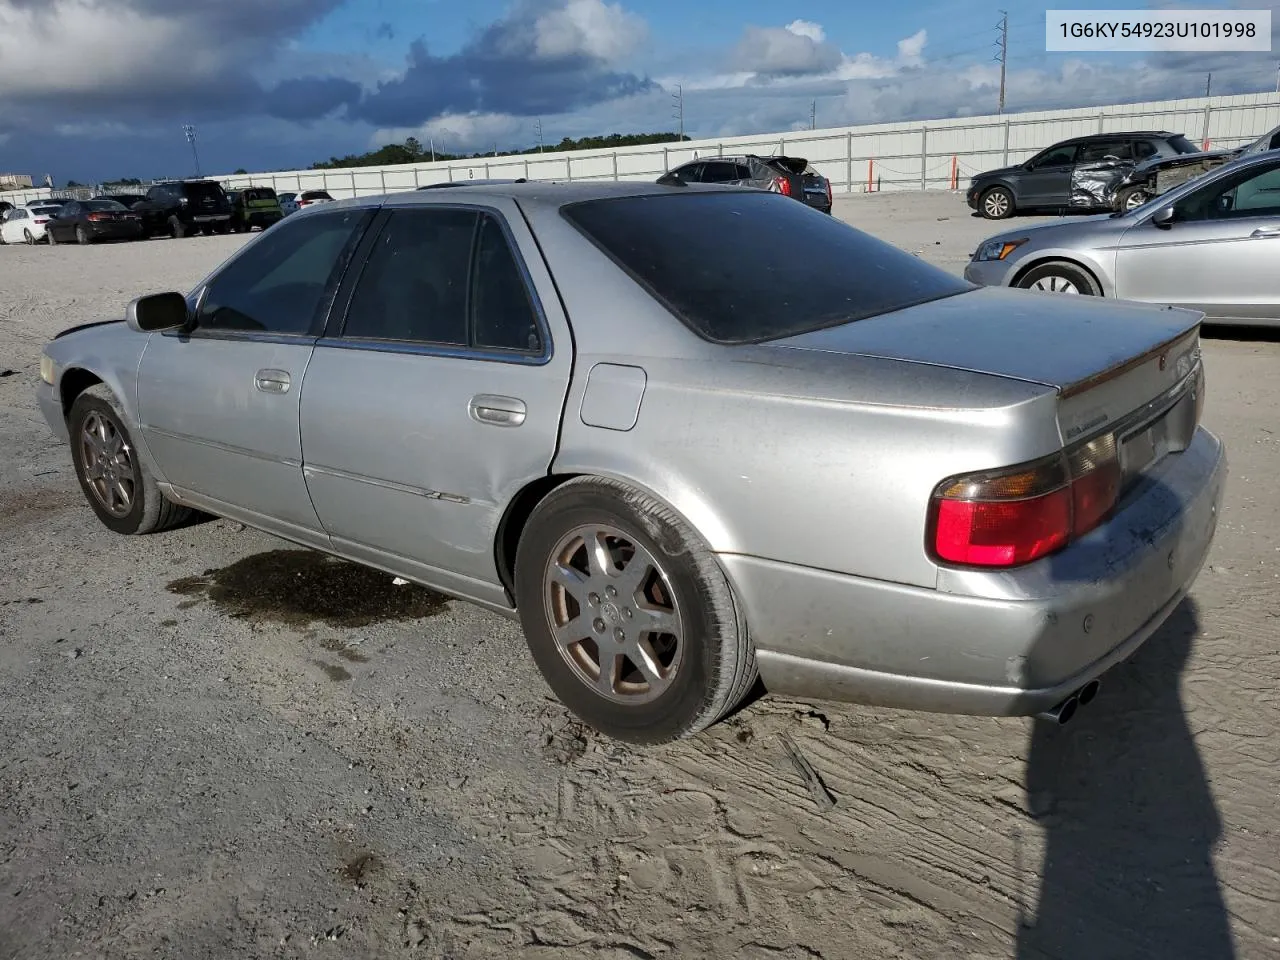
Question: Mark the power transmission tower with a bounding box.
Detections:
[810,100,817,130]
[182,124,202,178]
[994,11,1008,114]
[672,84,684,139]
[1205,73,1212,97]
[535,118,545,152]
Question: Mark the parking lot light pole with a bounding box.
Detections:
[183,124,202,179]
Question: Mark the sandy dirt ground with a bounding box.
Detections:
[2,192,1277,960]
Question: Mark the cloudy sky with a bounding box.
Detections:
[1,0,1277,183]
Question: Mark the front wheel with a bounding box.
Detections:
[68,386,194,535]
[514,477,757,744]
[1016,261,1100,296]
[980,186,1015,219]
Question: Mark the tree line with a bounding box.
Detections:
[310,131,691,170]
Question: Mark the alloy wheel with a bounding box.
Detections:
[78,411,136,518]
[1029,274,1080,294]
[983,192,1010,217]
[543,523,684,704]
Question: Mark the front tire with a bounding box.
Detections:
[514,477,757,744]
[1016,261,1100,296]
[980,186,1015,219]
[68,385,193,535]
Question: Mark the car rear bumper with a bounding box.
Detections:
[89,222,143,238]
[246,211,282,227]
[722,426,1226,716]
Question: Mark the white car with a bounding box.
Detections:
[1,204,61,244]
[280,189,333,215]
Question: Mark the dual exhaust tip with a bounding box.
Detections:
[1038,678,1102,726]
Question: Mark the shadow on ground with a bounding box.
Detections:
[1017,599,1234,959]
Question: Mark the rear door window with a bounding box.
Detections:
[562,191,969,344]
[700,162,741,183]
[1078,140,1131,162]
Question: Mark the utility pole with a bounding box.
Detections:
[1205,73,1212,97]
[182,124,201,178]
[810,100,817,130]
[672,84,684,140]
[429,138,436,162]
[994,11,1008,114]
[535,118,545,152]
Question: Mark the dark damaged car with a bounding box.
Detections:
[968,132,1202,219]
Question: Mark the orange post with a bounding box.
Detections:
[867,158,875,192]
[950,155,958,191]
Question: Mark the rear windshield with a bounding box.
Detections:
[1168,135,1201,154]
[244,188,277,201]
[561,191,969,344]
[183,181,226,200]
[84,200,127,211]
[301,191,332,200]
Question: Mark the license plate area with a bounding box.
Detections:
[1119,388,1195,483]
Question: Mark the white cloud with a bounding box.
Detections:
[785,20,826,44]
[532,0,647,62]
[372,111,529,154]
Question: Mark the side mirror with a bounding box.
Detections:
[1150,205,1176,228]
[126,291,190,332]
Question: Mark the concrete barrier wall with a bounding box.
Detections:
[5,92,1278,209]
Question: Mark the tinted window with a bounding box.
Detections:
[83,200,126,211]
[1078,140,1131,162]
[342,208,476,345]
[1174,160,1280,221]
[672,163,703,182]
[563,192,969,344]
[700,162,741,183]
[1133,140,1158,160]
[244,188,276,201]
[197,209,366,335]
[1168,135,1201,155]
[301,191,332,200]
[61,202,80,216]
[1033,144,1078,167]
[183,182,225,202]
[472,215,542,353]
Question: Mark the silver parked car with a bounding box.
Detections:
[36,183,1225,743]
[965,149,1280,326]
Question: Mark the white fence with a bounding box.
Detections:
[5,92,1279,208]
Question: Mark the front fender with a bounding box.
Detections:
[1004,247,1116,297]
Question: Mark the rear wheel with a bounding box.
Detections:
[168,216,186,239]
[514,477,757,744]
[47,228,58,246]
[68,385,194,535]
[75,225,91,245]
[980,186,1015,219]
[1017,261,1100,296]
[24,229,36,245]
[1117,185,1151,212]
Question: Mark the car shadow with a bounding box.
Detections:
[1017,466,1232,957]
[1202,323,1280,344]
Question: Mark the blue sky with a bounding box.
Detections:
[0,0,1276,184]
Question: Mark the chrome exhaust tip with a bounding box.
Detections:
[1037,695,1079,726]
[1078,678,1101,706]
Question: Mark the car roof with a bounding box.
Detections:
[1052,130,1182,145]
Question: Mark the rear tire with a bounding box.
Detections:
[514,477,757,744]
[47,228,58,246]
[1016,261,1100,296]
[76,225,91,245]
[68,385,194,535]
[1116,185,1151,212]
[980,186,1015,219]
[168,216,186,239]
[24,229,36,245]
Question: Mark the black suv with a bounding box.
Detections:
[966,131,1201,219]
[132,180,234,238]
[658,155,833,214]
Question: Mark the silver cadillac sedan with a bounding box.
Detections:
[36,182,1225,743]
[964,148,1280,326]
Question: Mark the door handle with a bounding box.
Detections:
[469,394,526,427]
[255,369,291,394]
[1250,228,1280,239]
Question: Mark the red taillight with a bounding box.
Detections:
[34,218,48,224]
[771,176,792,197]
[86,212,109,222]
[930,434,1123,569]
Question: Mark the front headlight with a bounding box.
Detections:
[975,237,1029,262]
[39,354,57,385]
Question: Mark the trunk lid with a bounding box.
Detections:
[771,286,1202,442]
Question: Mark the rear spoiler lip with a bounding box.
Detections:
[1058,315,1202,400]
